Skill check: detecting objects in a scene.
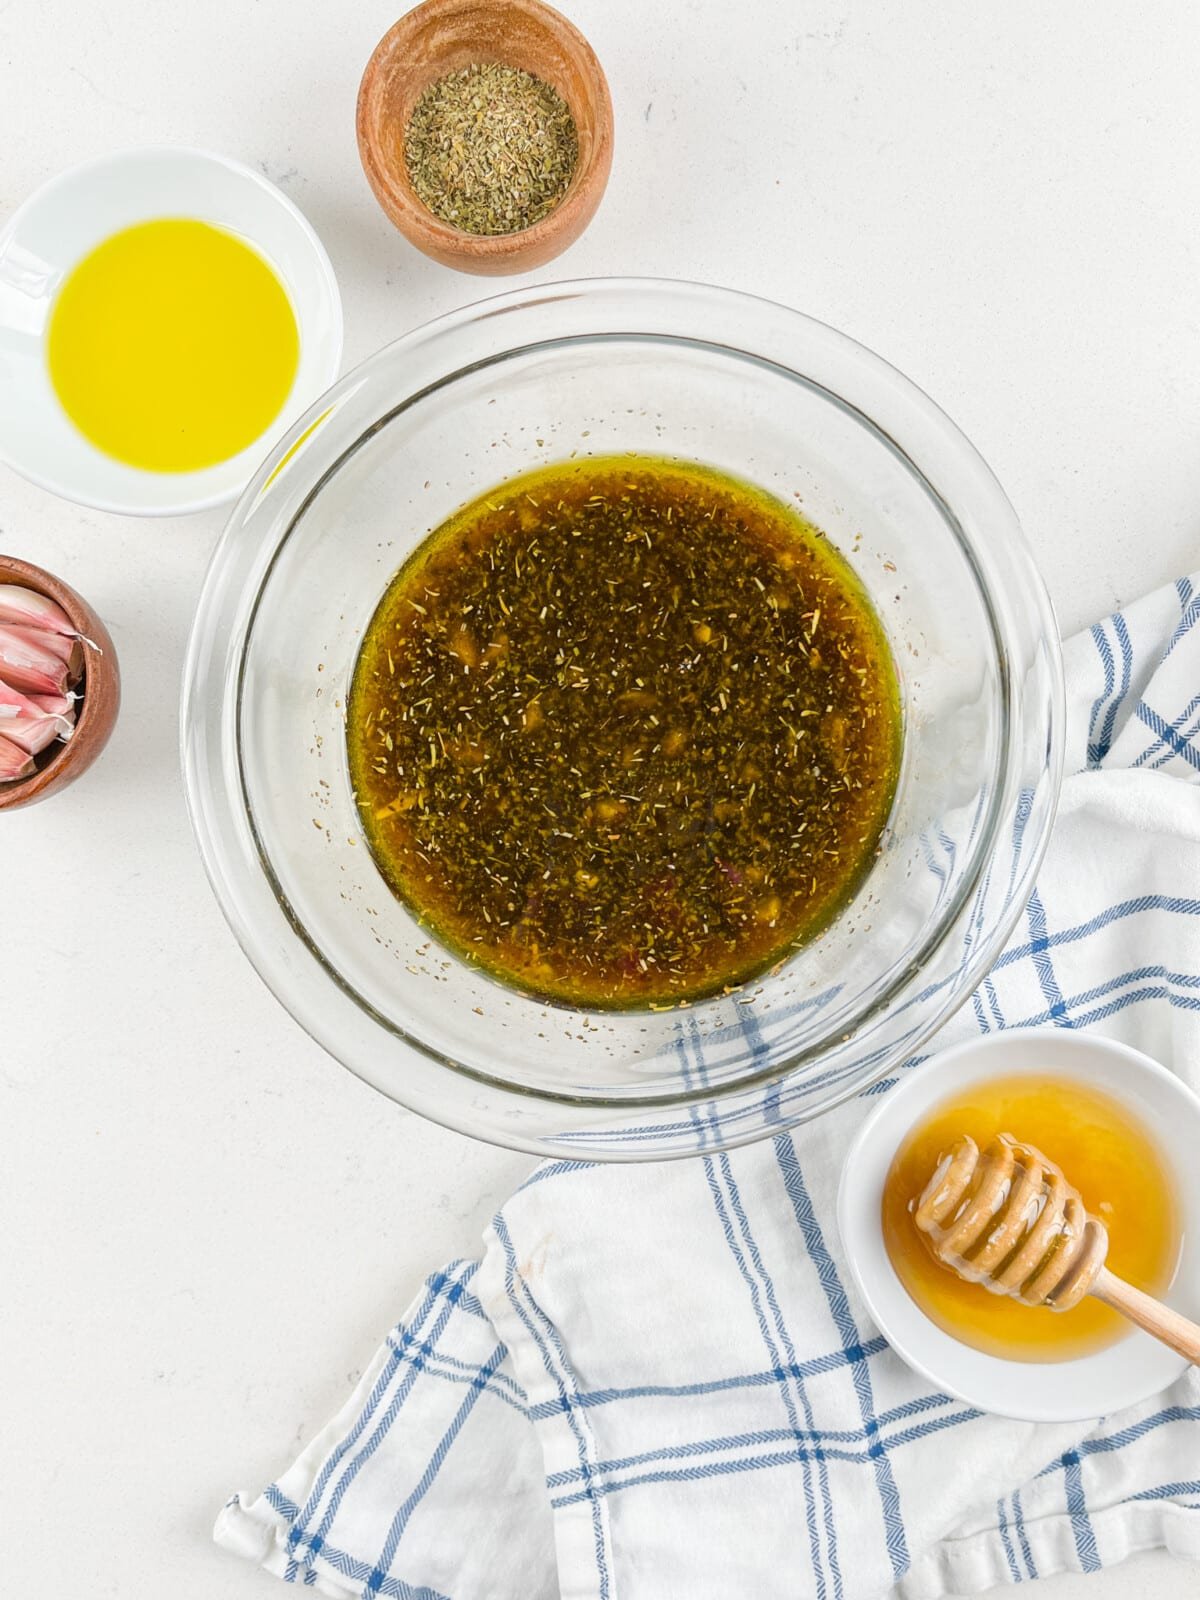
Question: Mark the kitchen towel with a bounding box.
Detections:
[217,574,1200,1600]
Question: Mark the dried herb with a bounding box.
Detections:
[347,457,901,1008]
[403,62,579,236]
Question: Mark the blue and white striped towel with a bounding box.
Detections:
[217,575,1200,1600]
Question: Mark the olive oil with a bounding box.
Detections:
[347,456,901,1007]
[48,218,299,473]
[882,1074,1181,1361]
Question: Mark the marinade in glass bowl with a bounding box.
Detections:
[182,278,1063,1159]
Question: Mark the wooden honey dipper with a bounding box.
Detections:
[913,1134,1200,1363]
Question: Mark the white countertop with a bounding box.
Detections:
[2,2,1198,1595]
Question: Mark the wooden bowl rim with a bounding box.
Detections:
[0,554,119,810]
[356,0,613,266]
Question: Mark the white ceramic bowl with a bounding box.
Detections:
[0,147,343,516]
[838,1029,1200,1422]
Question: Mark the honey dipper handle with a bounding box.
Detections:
[1091,1269,1200,1364]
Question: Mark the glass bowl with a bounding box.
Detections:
[182,279,1063,1160]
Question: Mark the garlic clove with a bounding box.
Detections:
[4,624,83,679]
[27,692,76,720]
[0,732,36,782]
[0,676,49,719]
[0,583,74,636]
[0,710,70,755]
[0,625,70,697]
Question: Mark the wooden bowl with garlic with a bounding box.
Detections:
[0,555,120,811]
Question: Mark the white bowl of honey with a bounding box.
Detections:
[838,1028,1200,1421]
[0,147,343,516]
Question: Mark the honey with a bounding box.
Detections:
[882,1073,1181,1361]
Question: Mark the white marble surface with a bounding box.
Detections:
[2,2,1198,1595]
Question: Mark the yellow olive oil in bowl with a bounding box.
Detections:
[48,217,299,473]
[347,456,901,1008]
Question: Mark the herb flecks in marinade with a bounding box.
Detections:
[348,457,901,1007]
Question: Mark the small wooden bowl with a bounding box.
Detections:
[357,0,613,275]
[0,555,120,812]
